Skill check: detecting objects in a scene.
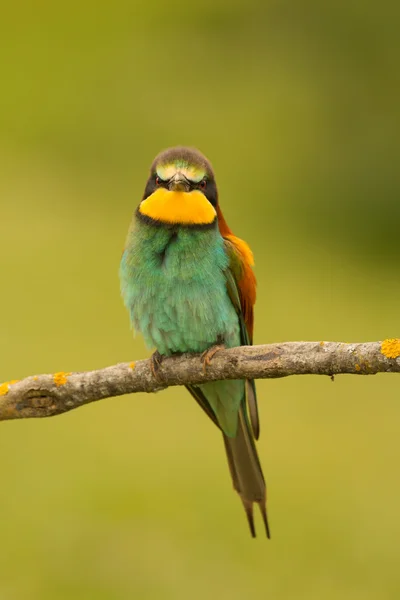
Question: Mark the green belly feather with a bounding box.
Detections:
[119,218,244,436]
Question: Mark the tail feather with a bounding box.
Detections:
[246,379,260,440]
[259,501,271,538]
[223,404,270,538]
[242,498,257,538]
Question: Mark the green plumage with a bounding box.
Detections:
[120,218,243,436]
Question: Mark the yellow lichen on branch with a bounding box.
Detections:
[381,339,400,359]
[0,380,20,396]
[53,372,71,387]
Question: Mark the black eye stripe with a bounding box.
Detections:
[202,180,218,207]
[142,173,218,206]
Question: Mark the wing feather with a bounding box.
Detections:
[223,234,259,439]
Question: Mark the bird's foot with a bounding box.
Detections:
[150,350,164,380]
[200,343,226,374]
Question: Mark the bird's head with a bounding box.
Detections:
[137,146,219,227]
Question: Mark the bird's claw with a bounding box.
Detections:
[150,350,164,380]
[200,344,226,374]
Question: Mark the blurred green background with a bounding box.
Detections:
[1,1,399,598]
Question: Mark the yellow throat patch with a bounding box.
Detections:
[139,188,216,225]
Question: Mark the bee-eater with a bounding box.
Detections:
[119,147,269,537]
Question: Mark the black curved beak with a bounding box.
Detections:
[168,173,191,192]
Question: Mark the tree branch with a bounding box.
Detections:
[1,340,399,422]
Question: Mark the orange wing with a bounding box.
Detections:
[217,205,257,342]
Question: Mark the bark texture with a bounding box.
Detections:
[1,340,399,422]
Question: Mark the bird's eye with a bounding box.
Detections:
[155,176,161,185]
[200,179,207,190]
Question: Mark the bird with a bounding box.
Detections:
[119,146,270,538]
